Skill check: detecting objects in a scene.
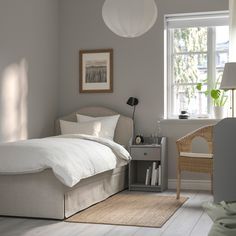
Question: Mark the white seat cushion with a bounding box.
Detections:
[180,152,213,158]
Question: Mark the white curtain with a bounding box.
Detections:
[229,0,236,61]
[229,0,236,116]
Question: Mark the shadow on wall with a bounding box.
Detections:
[0,58,28,142]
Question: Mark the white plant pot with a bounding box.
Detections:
[214,106,225,119]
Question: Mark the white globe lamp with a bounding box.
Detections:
[102,0,158,38]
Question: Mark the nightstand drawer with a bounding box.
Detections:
[130,147,160,161]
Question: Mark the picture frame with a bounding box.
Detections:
[79,49,113,93]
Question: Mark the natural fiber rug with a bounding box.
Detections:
[66,191,188,228]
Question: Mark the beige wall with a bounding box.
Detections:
[0,0,226,181]
[0,0,59,141]
[58,0,228,181]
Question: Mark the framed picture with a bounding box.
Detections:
[79,49,113,93]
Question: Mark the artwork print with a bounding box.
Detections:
[79,49,113,93]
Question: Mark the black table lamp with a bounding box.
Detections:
[127,97,139,139]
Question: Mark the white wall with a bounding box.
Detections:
[58,0,228,182]
[0,0,224,183]
[58,0,228,132]
[0,0,59,141]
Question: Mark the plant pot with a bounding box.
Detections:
[214,106,225,119]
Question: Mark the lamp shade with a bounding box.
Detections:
[220,62,236,90]
[127,97,139,106]
[102,0,158,38]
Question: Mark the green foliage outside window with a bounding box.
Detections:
[173,27,207,106]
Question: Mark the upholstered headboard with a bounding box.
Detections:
[55,106,133,147]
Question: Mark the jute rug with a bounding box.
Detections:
[66,191,188,228]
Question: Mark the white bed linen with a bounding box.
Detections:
[0,134,131,187]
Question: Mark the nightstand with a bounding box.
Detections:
[129,137,167,192]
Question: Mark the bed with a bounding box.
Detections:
[0,106,133,219]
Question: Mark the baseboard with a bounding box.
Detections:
[168,179,211,191]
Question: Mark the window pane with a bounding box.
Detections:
[216,26,229,71]
[216,52,228,70]
[173,54,207,84]
[216,26,229,51]
[174,27,207,53]
[216,68,224,84]
[166,13,229,118]
[173,85,208,116]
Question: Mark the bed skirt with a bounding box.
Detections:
[0,165,128,219]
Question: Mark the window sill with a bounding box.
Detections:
[161,118,221,125]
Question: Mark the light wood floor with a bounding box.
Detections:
[0,190,213,236]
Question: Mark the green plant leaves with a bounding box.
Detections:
[211,89,221,100]
[195,83,228,106]
[196,83,202,90]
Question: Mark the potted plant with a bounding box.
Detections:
[196,80,228,119]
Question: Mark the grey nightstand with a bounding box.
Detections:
[129,137,167,192]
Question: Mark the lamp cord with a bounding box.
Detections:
[132,105,136,121]
[132,106,136,139]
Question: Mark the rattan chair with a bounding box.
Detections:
[176,125,214,199]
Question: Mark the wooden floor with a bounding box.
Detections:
[0,190,213,236]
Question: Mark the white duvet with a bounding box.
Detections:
[0,134,131,187]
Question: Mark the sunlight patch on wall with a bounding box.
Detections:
[0,59,28,142]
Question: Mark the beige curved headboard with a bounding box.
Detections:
[55,106,133,147]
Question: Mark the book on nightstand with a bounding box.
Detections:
[145,167,151,185]
[151,162,157,185]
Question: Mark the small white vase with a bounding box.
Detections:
[214,106,225,119]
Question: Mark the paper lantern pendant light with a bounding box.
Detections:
[102,0,158,38]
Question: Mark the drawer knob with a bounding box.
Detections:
[144,152,147,156]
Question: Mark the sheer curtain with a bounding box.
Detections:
[229,0,236,114]
[229,0,236,61]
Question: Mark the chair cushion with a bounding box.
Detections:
[180,152,213,158]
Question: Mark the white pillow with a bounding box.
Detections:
[60,114,120,140]
[76,114,120,140]
[60,120,97,136]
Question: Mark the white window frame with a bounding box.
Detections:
[164,11,229,119]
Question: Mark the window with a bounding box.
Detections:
[165,12,229,118]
